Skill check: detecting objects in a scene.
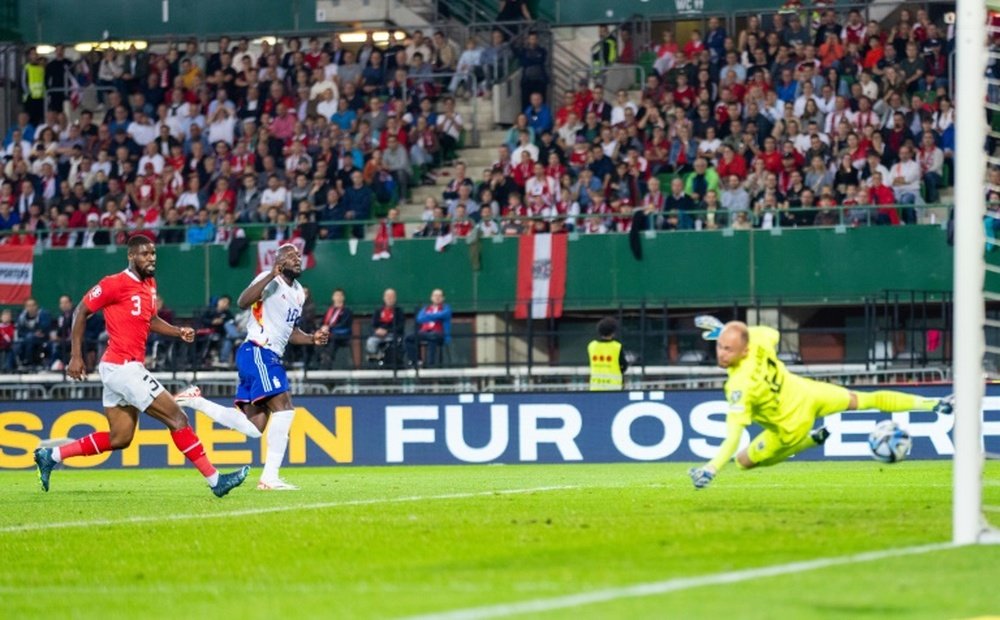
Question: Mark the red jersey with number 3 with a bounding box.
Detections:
[83,270,157,364]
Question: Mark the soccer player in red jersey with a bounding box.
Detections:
[33,236,249,497]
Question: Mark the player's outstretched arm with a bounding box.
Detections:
[689,418,746,489]
[150,315,195,343]
[67,301,93,380]
[237,258,284,309]
[289,326,329,346]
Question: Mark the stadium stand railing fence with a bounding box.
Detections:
[0,203,958,246]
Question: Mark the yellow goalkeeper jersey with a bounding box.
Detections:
[722,326,813,437]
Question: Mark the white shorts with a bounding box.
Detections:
[98,362,165,411]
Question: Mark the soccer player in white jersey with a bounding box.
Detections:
[175,244,329,490]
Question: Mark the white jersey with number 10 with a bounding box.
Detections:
[245,271,305,357]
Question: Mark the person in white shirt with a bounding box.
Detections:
[137,142,165,175]
[449,39,483,94]
[261,174,289,212]
[476,204,500,237]
[309,67,339,102]
[858,71,879,101]
[207,105,236,146]
[3,130,31,160]
[127,111,158,147]
[315,88,338,121]
[610,89,638,126]
[888,145,923,222]
[511,130,539,164]
[815,85,836,116]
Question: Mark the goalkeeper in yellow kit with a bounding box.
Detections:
[687,318,954,489]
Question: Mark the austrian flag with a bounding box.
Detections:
[515,233,567,319]
[0,245,33,304]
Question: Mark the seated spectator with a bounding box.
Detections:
[887,145,922,221]
[342,169,374,239]
[477,204,500,237]
[684,157,721,202]
[46,295,74,371]
[867,171,900,225]
[321,288,354,368]
[0,309,13,371]
[199,294,237,366]
[524,92,553,135]
[436,97,464,162]
[405,289,452,367]
[12,297,51,371]
[187,210,216,244]
[721,174,751,216]
[366,288,405,364]
[917,132,944,204]
[450,38,484,96]
[383,135,412,202]
[665,177,696,230]
[452,204,475,237]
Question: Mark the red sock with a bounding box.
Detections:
[56,432,111,460]
[170,427,217,480]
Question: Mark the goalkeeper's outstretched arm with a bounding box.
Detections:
[689,417,746,489]
[708,418,746,472]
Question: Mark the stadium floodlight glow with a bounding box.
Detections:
[74,41,148,53]
[338,31,406,44]
[953,0,989,545]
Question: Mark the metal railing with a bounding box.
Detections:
[0,203,954,247]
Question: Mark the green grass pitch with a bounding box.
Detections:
[2,461,999,619]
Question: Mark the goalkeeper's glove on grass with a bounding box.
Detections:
[695,315,724,341]
[688,466,715,489]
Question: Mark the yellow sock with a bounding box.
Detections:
[853,390,936,412]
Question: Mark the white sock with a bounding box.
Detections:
[183,396,263,439]
[51,447,62,463]
[261,410,294,481]
[207,472,219,487]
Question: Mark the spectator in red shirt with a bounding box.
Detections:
[716,144,748,180]
[867,171,900,225]
[0,309,14,371]
[683,30,705,59]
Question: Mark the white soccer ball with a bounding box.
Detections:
[868,420,912,463]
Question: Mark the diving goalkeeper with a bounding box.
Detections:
[687,318,953,489]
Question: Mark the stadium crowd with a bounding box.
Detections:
[0,4,961,250]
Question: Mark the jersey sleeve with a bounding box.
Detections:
[82,276,118,313]
[723,375,752,426]
[249,271,278,302]
[748,325,780,353]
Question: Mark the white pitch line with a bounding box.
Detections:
[0,485,579,534]
[400,542,957,620]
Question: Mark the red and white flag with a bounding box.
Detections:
[0,245,33,304]
[515,233,567,319]
[257,238,315,273]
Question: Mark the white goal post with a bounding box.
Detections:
[953,0,988,545]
